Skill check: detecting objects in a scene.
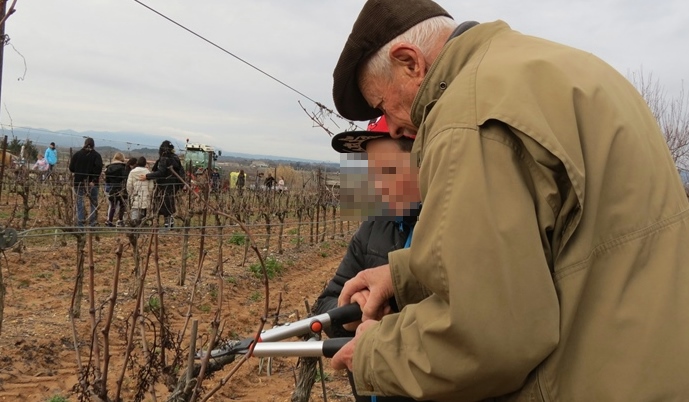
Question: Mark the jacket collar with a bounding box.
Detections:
[448,21,480,41]
[411,20,512,128]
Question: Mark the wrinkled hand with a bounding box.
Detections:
[338,264,394,323]
[331,319,378,371]
[342,291,370,332]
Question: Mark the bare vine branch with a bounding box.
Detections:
[298,100,361,137]
[0,0,18,27]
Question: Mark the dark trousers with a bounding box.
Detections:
[154,187,176,217]
[74,184,98,227]
[107,193,126,222]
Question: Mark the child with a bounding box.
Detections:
[126,156,154,225]
[313,117,423,402]
[32,154,50,181]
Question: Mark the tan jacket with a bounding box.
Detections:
[353,21,689,401]
[127,166,154,210]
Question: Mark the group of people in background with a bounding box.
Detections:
[260,172,286,191]
[68,137,182,229]
[30,141,58,180]
[35,136,284,230]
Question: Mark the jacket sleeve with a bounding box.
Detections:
[146,157,170,179]
[68,153,76,173]
[352,124,561,401]
[126,173,134,196]
[119,165,128,182]
[92,153,103,184]
[388,248,433,307]
[104,166,113,184]
[313,223,370,338]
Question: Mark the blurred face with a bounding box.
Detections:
[365,137,419,214]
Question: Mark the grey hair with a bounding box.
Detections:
[359,16,457,86]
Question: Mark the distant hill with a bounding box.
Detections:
[0,126,337,167]
[218,151,333,164]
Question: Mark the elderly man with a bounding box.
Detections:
[330,0,689,401]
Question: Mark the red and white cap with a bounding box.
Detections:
[331,116,414,153]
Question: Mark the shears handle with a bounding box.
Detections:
[250,337,352,358]
[197,304,363,359]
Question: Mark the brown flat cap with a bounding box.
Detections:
[332,0,452,121]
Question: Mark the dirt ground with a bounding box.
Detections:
[0,226,358,402]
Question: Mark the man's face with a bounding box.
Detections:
[366,137,419,214]
[361,71,419,140]
[359,43,430,139]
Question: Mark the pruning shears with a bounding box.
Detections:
[196,303,362,359]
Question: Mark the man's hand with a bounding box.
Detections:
[139,175,147,181]
[338,264,394,323]
[331,319,378,371]
[341,291,370,332]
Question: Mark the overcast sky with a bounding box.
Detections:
[1,0,687,162]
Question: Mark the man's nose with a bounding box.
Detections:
[386,120,405,139]
[385,118,416,139]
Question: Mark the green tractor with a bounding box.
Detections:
[183,140,222,190]
[183,141,221,173]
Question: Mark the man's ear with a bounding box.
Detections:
[389,43,426,80]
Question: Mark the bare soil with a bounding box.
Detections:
[0,227,356,402]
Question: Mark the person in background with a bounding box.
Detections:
[141,140,183,229]
[313,116,422,402]
[44,142,58,173]
[127,156,154,225]
[32,154,50,181]
[32,154,49,171]
[69,137,103,227]
[330,0,689,400]
[123,157,138,218]
[104,152,128,227]
[126,157,138,175]
[211,167,221,192]
[264,172,276,190]
[237,169,246,194]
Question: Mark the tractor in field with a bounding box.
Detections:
[182,140,222,191]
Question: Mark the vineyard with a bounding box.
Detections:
[0,161,360,402]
